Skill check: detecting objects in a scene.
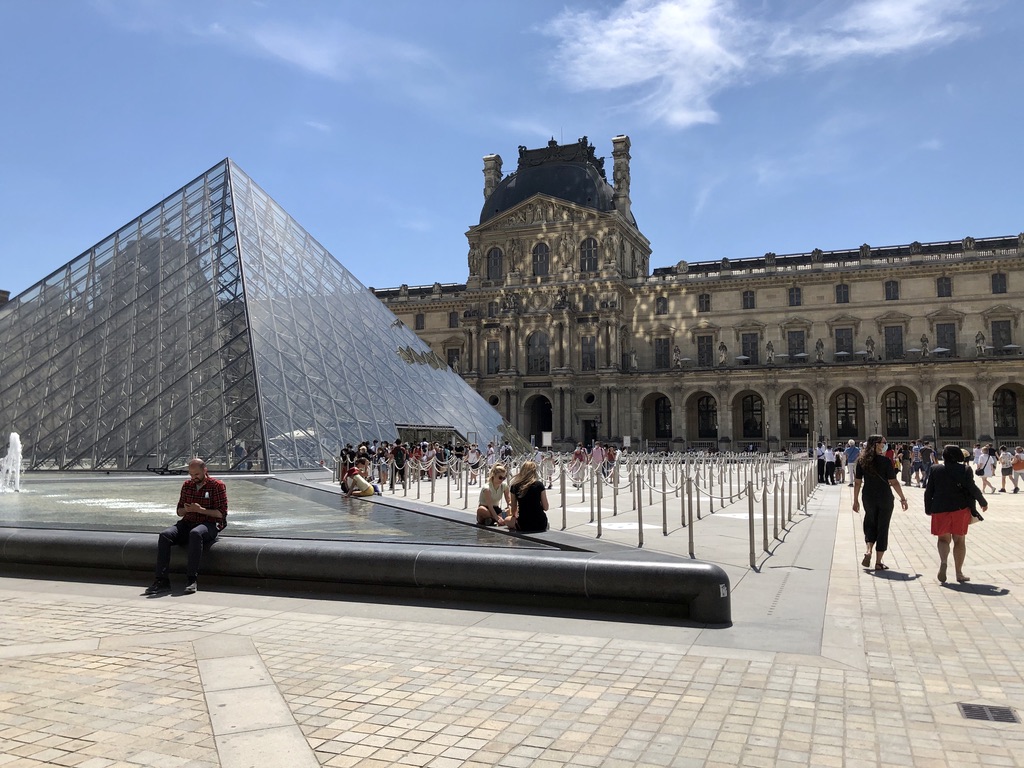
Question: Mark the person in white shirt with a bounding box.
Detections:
[823,446,836,485]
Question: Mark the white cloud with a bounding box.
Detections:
[304,120,332,133]
[546,0,978,129]
[918,138,943,151]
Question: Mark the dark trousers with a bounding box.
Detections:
[862,497,894,552]
[824,461,835,484]
[817,458,826,482]
[156,519,218,580]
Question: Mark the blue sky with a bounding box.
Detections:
[2,0,1022,298]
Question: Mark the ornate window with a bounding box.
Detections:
[884,326,904,359]
[654,338,671,369]
[884,280,900,301]
[581,335,596,371]
[835,328,853,355]
[936,323,956,354]
[835,284,850,304]
[787,330,806,357]
[787,393,810,438]
[582,294,596,313]
[788,287,802,307]
[446,348,461,370]
[885,391,910,437]
[698,293,711,312]
[526,331,550,374]
[936,276,952,298]
[487,301,498,318]
[655,396,672,439]
[486,248,503,280]
[742,290,755,310]
[532,243,549,276]
[936,390,962,437]
[741,395,763,439]
[697,395,718,439]
[835,393,858,437]
[992,272,1008,294]
[579,238,598,273]
[448,311,459,329]
[486,341,500,374]
[655,296,668,315]
[741,333,759,364]
[992,319,1012,351]
[414,313,425,331]
[696,335,714,367]
[993,388,1018,436]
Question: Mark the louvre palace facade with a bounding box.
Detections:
[375,135,1024,452]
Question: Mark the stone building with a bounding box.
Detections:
[375,136,1024,452]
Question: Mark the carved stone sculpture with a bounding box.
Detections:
[766,340,775,364]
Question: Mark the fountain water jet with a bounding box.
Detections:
[1,432,22,492]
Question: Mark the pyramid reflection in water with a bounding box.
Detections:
[0,160,518,471]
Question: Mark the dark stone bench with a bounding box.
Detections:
[0,528,731,624]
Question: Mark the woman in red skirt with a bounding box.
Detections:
[924,445,988,584]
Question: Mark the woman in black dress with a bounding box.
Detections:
[506,460,549,533]
[852,434,909,571]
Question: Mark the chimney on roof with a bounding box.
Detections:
[482,154,503,200]
[611,135,632,220]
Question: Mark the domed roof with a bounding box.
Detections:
[479,138,634,226]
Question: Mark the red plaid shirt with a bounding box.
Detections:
[177,475,228,530]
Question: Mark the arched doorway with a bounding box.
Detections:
[641,392,672,449]
[526,395,553,446]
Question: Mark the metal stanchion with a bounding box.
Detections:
[687,476,695,558]
[636,468,644,548]
[560,466,567,531]
[762,481,769,553]
[747,480,756,568]
[662,466,668,536]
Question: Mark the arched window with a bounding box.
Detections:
[993,388,1018,436]
[884,280,900,301]
[697,396,718,439]
[655,396,672,439]
[936,390,962,437]
[655,296,668,315]
[526,331,550,375]
[579,238,598,272]
[532,242,549,276]
[741,395,763,439]
[486,248,503,280]
[835,393,858,437]
[885,391,909,437]
[788,393,809,438]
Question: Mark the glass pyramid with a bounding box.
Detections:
[0,159,519,471]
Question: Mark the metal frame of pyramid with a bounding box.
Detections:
[0,160,521,471]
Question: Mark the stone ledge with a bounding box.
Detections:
[0,528,731,624]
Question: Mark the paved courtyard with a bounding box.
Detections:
[1,479,1023,767]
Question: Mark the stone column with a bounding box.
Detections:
[610,387,620,440]
[483,154,503,199]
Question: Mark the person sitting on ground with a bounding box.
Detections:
[475,463,510,526]
[344,458,377,497]
[145,458,227,596]
[506,460,549,533]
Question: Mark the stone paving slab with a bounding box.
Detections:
[1,481,1024,766]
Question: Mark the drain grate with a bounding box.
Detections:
[958,703,1020,723]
